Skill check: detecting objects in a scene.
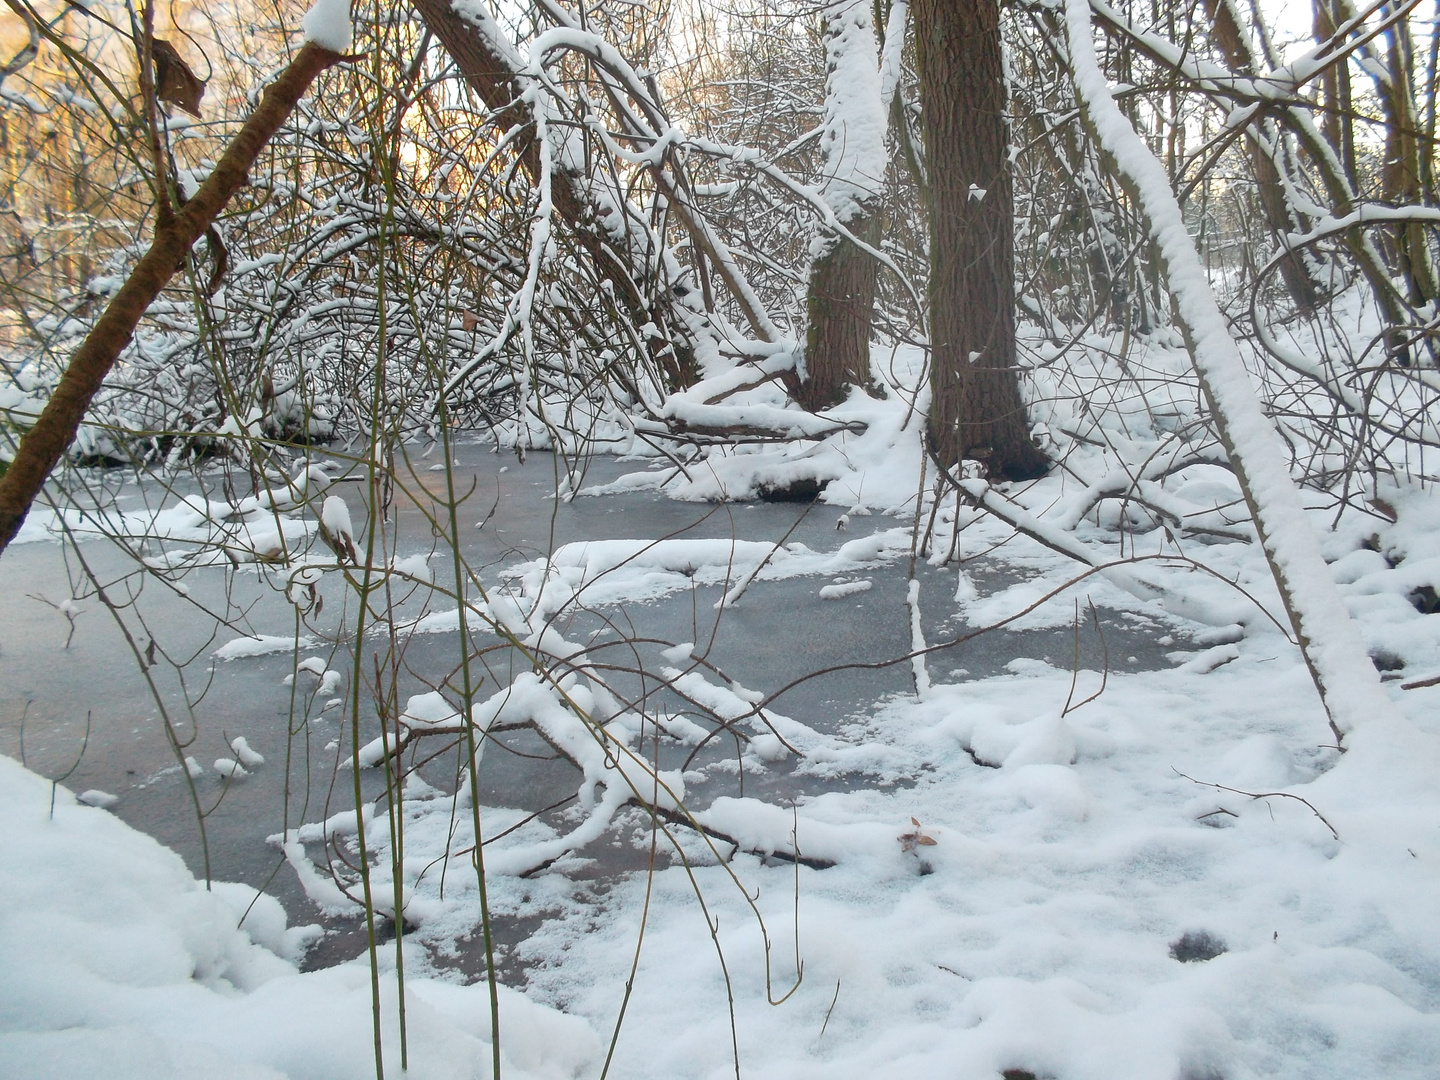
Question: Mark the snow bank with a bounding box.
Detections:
[0,754,600,1080]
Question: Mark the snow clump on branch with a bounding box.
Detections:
[301,0,352,52]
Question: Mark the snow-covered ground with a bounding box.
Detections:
[0,753,598,1080]
[5,561,1440,1077]
[6,329,1440,1078]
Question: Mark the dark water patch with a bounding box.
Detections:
[1170,930,1227,962]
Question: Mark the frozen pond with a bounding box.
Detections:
[0,438,1182,973]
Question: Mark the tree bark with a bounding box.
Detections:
[798,0,889,411]
[0,43,345,556]
[913,0,1048,481]
[412,0,698,388]
[800,216,882,409]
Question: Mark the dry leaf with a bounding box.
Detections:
[1368,497,1398,522]
[898,817,938,853]
[461,309,481,332]
[152,39,206,118]
[204,225,227,295]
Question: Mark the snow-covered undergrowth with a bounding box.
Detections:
[7,320,1440,1076]
[514,657,1440,1080]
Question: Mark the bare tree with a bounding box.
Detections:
[0,37,346,554]
[1199,0,1327,312]
[412,0,705,390]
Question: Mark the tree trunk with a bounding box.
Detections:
[798,0,889,411]
[913,0,1048,481]
[801,216,882,409]
[1378,16,1438,303]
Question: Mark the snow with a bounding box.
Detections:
[878,0,909,111]
[6,8,1440,1066]
[253,624,1440,1078]
[319,495,357,563]
[10,411,1440,1079]
[301,0,352,53]
[9,490,317,564]
[230,738,265,768]
[212,758,248,779]
[818,578,871,599]
[1062,0,1399,738]
[816,0,889,224]
[214,635,317,661]
[0,755,600,1079]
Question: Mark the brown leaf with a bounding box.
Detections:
[917,835,937,846]
[152,39,205,118]
[910,817,921,827]
[1368,497,1398,522]
[461,309,481,332]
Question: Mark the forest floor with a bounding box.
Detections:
[3,340,1440,1078]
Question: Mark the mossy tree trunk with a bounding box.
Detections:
[800,216,882,410]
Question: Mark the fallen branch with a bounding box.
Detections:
[653,805,836,870]
[1064,0,1399,741]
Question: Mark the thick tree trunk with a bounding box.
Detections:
[0,43,344,556]
[413,0,698,388]
[913,0,1048,481]
[798,0,889,411]
[800,216,882,410]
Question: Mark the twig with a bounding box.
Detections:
[1400,673,1440,690]
[0,43,350,554]
[1174,769,1339,840]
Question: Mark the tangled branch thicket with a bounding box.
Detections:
[0,0,1436,1072]
[3,0,1435,479]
